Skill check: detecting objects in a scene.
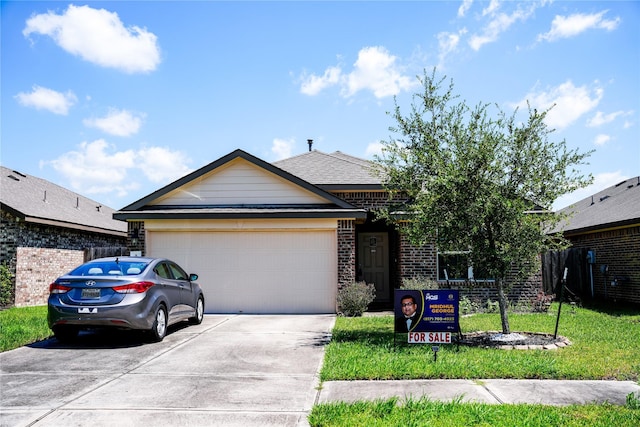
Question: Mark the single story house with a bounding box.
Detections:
[0,166,127,307]
[552,176,640,305]
[115,149,542,314]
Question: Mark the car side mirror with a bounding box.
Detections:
[189,273,198,282]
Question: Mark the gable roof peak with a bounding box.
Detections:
[119,148,358,212]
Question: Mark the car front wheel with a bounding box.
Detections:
[189,295,204,325]
[149,305,167,342]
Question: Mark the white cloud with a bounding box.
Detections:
[271,138,296,160]
[587,110,627,127]
[365,141,384,158]
[300,66,342,96]
[594,134,611,146]
[343,46,417,98]
[437,29,466,68]
[45,140,136,196]
[481,0,501,17]
[83,109,145,136]
[553,171,628,210]
[14,85,77,115]
[136,146,192,183]
[538,10,621,42]
[299,46,416,99]
[458,0,473,18]
[23,4,160,74]
[512,80,603,129]
[44,139,191,197]
[468,2,539,51]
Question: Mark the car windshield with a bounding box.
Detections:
[70,260,151,276]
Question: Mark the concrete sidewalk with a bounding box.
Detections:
[317,379,640,406]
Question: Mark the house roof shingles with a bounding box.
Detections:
[0,166,127,236]
[273,150,382,189]
[555,176,640,235]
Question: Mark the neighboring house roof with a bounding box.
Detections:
[0,166,127,236]
[115,149,366,220]
[273,150,382,190]
[554,176,640,236]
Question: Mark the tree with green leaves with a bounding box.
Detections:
[375,70,593,334]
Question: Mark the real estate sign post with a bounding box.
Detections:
[394,289,460,344]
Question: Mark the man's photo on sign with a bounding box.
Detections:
[395,292,421,333]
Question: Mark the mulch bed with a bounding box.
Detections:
[458,331,571,350]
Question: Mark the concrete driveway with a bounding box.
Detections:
[1,315,335,427]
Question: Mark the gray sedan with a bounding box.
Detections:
[48,256,204,342]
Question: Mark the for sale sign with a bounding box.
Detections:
[408,331,452,344]
[394,289,460,341]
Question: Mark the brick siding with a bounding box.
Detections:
[337,220,356,288]
[566,226,640,305]
[14,247,85,306]
[331,191,543,305]
[1,209,126,307]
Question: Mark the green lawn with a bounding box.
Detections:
[310,304,640,426]
[320,304,640,381]
[0,305,51,352]
[308,397,640,427]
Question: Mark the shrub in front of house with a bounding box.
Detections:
[337,281,375,317]
[531,291,555,313]
[0,264,14,308]
[400,276,439,290]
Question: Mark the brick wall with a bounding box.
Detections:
[332,191,392,211]
[398,233,437,282]
[14,247,85,306]
[337,220,356,288]
[566,226,640,305]
[1,209,126,307]
[128,221,146,254]
[330,190,543,305]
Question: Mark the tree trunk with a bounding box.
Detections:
[497,278,510,334]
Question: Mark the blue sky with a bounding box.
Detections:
[2,1,638,211]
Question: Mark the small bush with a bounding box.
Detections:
[0,264,14,307]
[459,296,481,315]
[400,276,439,290]
[485,299,500,313]
[532,291,555,313]
[337,281,375,317]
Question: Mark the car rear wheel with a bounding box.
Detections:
[189,295,204,325]
[52,326,78,343]
[149,305,167,342]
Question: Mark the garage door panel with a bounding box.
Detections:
[147,231,336,314]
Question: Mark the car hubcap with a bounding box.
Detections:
[156,309,166,336]
[198,299,204,320]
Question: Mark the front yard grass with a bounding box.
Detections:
[320,304,640,381]
[311,304,640,426]
[0,305,50,352]
[308,397,640,427]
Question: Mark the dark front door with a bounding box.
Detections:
[358,232,390,303]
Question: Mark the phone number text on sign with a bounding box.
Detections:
[408,331,452,344]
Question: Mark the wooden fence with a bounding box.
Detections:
[542,248,589,301]
[83,247,129,262]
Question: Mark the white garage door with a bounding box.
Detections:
[147,230,337,314]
